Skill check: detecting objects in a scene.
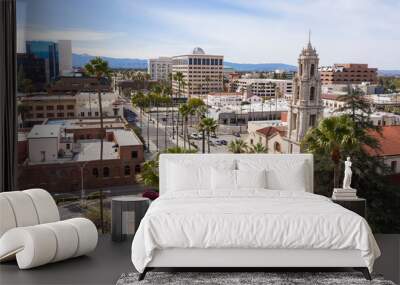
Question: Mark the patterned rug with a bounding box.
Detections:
[116,271,396,285]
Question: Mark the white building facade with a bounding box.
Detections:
[172,47,223,98]
[148,57,172,81]
[232,78,293,98]
[207,92,243,108]
[58,40,73,76]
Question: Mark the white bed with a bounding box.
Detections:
[131,154,380,280]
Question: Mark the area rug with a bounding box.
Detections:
[116,271,396,285]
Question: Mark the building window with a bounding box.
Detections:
[92,168,99,177]
[40,151,46,162]
[310,86,315,101]
[124,165,131,176]
[88,112,92,116]
[57,113,64,117]
[81,112,85,117]
[310,64,315,77]
[57,105,64,110]
[131,151,138,159]
[66,143,70,150]
[36,105,44,111]
[274,142,281,153]
[103,167,110,177]
[67,105,74,110]
[36,113,44,118]
[391,161,397,172]
[67,112,74,117]
[135,165,141,173]
[95,112,99,116]
[46,105,54,110]
[309,114,317,127]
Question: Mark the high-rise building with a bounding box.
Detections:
[319,63,378,85]
[172,47,223,98]
[148,57,172,81]
[26,41,59,82]
[286,40,323,153]
[17,53,48,92]
[58,40,73,76]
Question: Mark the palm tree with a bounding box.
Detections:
[173,72,185,146]
[131,91,146,129]
[249,142,267,153]
[301,116,359,188]
[84,57,111,233]
[198,117,218,153]
[17,102,30,128]
[179,103,192,150]
[228,139,249,153]
[85,58,111,159]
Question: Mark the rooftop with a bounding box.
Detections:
[27,125,61,139]
[74,140,119,161]
[113,129,143,146]
[365,125,400,157]
[256,126,287,138]
[208,92,243,97]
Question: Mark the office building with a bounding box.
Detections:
[172,47,223,98]
[58,40,73,75]
[319,64,378,85]
[232,78,293,98]
[17,53,48,92]
[148,57,172,81]
[26,41,60,82]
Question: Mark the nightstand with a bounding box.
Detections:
[331,197,366,218]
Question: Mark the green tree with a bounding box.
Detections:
[198,117,218,153]
[173,72,186,146]
[228,139,249,153]
[249,142,267,153]
[302,116,363,188]
[85,57,111,160]
[84,57,111,233]
[17,102,31,127]
[337,86,372,126]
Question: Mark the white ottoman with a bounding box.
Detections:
[0,189,98,269]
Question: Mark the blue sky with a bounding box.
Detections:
[17,0,400,69]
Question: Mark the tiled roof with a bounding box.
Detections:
[365,125,400,156]
[321,94,343,101]
[256,126,286,138]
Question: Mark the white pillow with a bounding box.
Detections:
[238,159,307,191]
[211,168,237,191]
[167,160,235,192]
[236,169,267,189]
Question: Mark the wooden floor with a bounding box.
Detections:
[0,234,398,285]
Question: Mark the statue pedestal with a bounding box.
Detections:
[332,188,358,200]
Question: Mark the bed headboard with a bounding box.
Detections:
[159,154,314,195]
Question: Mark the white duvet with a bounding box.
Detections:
[131,190,380,273]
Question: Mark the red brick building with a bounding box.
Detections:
[320,64,378,85]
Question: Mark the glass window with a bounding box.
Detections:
[124,165,131,176]
[103,167,110,177]
[92,168,99,177]
[131,150,138,158]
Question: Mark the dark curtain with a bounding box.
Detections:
[0,0,17,192]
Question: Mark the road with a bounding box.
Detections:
[133,108,243,154]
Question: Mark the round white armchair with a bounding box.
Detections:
[0,189,98,269]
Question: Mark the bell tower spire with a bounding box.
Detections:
[285,36,324,153]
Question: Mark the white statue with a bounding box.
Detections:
[342,157,353,189]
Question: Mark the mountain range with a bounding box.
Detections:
[72,53,297,72]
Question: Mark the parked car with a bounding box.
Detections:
[190,133,199,139]
[210,133,217,138]
[215,139,227,146]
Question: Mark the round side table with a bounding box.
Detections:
[111,196,150,242]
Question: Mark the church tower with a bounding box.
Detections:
[286,37,323,153]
